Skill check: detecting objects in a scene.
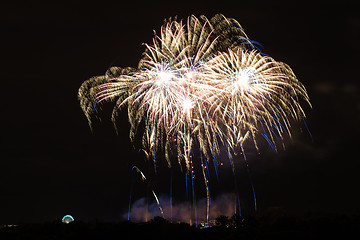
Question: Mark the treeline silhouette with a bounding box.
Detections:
[1,211,360,239]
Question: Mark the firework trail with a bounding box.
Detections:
[79,14,310,222]
[128,166,164,221]
[200,151,211,225]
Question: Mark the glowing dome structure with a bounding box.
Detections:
[62,215,74,224]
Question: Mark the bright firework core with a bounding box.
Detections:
[185,71,195,80]
[182,98,193,111]
[233,67,255,92]
[235,72,249,88]
[156,70,174,86]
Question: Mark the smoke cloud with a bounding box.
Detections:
[125,193,237,223]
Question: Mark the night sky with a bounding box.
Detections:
[2,1,360,224]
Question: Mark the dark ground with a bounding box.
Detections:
[1,212,360,240]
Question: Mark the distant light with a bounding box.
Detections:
[62,215,74,224]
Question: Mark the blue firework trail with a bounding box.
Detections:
[210,142,220,182]
[224,141,242,216]
[303,117,313,142]
[185,172,188,199]
[239,144,258,213]
[127,183,133,221]
[170,173,173,222]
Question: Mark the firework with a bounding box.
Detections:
[202,47,310,156]
[78,14,310,222]
[78,14,268,171]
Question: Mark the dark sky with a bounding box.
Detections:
[1,0,360,224]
